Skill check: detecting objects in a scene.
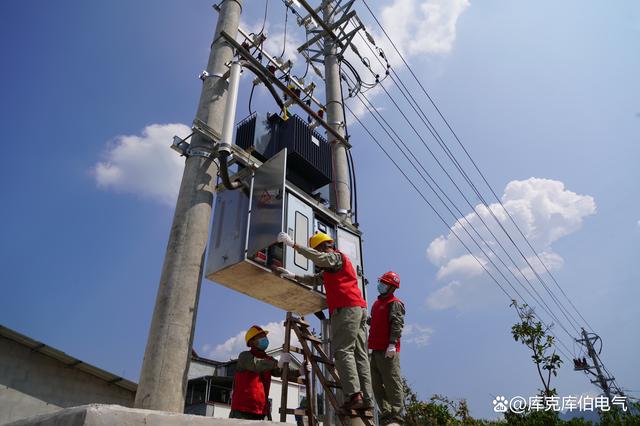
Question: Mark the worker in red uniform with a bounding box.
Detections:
[277,231,373,411]
[368,271,405,425]
[230,325,298,420]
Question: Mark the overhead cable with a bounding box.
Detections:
[360,0,594,333]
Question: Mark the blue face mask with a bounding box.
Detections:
[255,337,269,351]
[377,282,389,295]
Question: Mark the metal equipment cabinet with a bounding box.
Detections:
[205,149,366,315]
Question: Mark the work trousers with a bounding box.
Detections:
[331,306,373,403]
[370,350,403,423]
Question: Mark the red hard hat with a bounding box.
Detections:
[379,271,400,288]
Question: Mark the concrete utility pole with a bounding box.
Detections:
[579,328,613,400]
[321,3,349,424]
[134,0,243,412]
[323,1,352,223]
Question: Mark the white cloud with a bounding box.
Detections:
[342,0,469,120]
[403,323,434,346]
[263,31,300,65]
[426,280,462,310]
[436,253,484,280]
[241,1,469,121]
[93,123,189,206]
[426,178,596,311]
[519,250,564,281]
[379,0,470,61]
[204,321,301,361]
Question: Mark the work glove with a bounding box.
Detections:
[277,231,295,247]
[385,344,397,359]
[276,267,296,280]
[303,362,312,373]
[278,352,291,368]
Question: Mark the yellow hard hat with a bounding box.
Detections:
[309,232,333,249]
[244,325,268,346]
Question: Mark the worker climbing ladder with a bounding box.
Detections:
[279,312,374,426]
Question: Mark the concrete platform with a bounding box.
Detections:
[4,404,288,426]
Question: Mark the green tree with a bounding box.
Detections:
[599,400,640,426]
[510,300,563,398]
[401,378,489,425]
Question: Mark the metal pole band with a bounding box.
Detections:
[187,147,214,159]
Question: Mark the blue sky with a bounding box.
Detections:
[1,0,639,420]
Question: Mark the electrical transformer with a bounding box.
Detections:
[235,113,332,194]
[205,147,366,315]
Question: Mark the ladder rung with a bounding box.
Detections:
[280,408,307,416]
[290,317,311,328]
[289,346,304,354]
[311,354,334,366]
[342,409,374,418]
[291,376,306,385]
[299,333,322,344]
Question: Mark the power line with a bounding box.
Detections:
[257,0,269,37]
[353,0,626,392]
[344,100,574,360]
[351,7,585,339]
[279,0,289,58]
[359,0,594,334]
[378,69,585,337]
[348,77,580,342]
[342,81,576,354]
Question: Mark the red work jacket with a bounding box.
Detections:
[368,293,403,351]
[321,250,367,315]
[230,349,274,415]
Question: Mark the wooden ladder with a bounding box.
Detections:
[279,312,374,425]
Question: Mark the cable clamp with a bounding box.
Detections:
[198,70,226,81]
[187,146,214,159]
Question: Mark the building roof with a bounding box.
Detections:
[0,324,137,393]
[191,349,224,366]
[191,347,301,366]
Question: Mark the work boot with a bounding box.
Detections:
[342,392,365,410]
[361,398,374,410]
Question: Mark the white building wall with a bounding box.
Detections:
[0,336,134,425]
[187,361,216,380]
[210,403,231,418]
[269,379,305,424]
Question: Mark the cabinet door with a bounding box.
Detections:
[247,149,287,258]
[337,227,366,301]
[285,192,314,277]
[205,186,250,277]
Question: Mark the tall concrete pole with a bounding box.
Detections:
[581,328,612,400]
[323,1,351,223]
[321,5,349,425]
[134,0,243,412]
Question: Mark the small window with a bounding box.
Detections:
[294,211,309,270]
